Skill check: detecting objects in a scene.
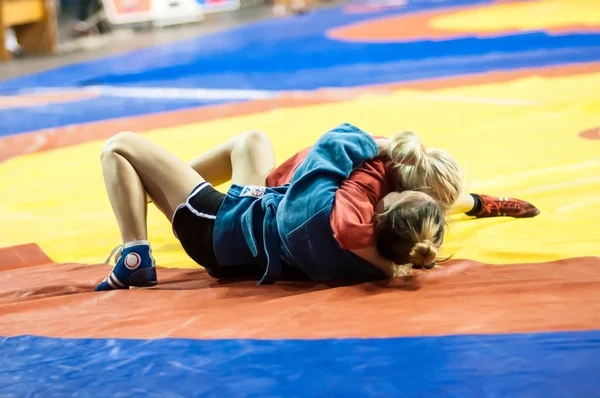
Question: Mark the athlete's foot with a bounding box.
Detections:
[469,194,540,218]
[95,241,157,291]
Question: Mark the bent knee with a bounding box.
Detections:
[238,130,272,151]
[101,131,138,159]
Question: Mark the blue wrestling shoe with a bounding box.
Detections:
[95,241,157,291]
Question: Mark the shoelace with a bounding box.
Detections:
[487,200,519,211]
[104,244,124,265]
[499,201,520,209]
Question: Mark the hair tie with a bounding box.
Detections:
[422,144,427,154]
[411,262,436,270]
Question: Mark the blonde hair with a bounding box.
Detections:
[384,131,464,211]
[374,194,446,275]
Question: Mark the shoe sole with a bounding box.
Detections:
[129,267,158,287]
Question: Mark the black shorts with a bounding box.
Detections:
[172,182,264,279]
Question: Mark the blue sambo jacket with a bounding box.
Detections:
[212,123,388,285]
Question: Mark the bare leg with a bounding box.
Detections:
[448,193,475,216]
[230,131,276,185]
[97,132,207,291]
[102,131,205,235]
[449,192,539,218]
[187,130,276,187]
[186,139,235,187]
[102,150,148,243]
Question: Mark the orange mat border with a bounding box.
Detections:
[2,243,599,340]
[1,62,599,164]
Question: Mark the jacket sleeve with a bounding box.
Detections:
[288,123,379,189]
[278,123,379,233]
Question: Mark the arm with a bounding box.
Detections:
[289,123,379,187]
[330,158,391,250]
[351,246,395,278]
[278,123,380,234]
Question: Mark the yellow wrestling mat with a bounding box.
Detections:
[1,72,599,268]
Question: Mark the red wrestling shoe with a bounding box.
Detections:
[471,194,540,218]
